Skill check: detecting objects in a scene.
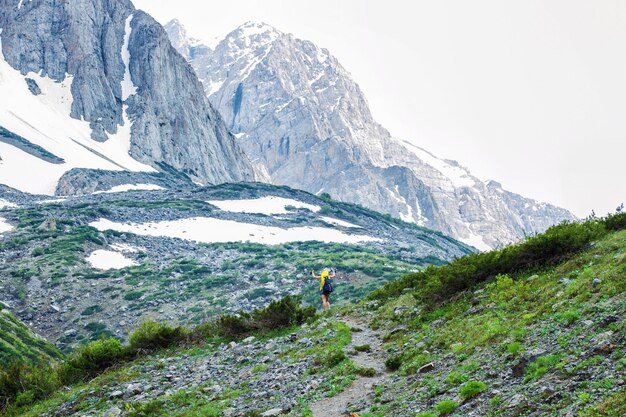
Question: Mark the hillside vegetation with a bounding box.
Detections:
[1,213,624,416]
[0,307,62,368]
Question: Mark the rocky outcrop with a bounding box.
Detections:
[166,20,576,249]
[0,0,255,187]
[55,168,192,196]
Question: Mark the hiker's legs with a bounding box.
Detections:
[321,294,330,310]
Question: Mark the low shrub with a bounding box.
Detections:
[0,361,59,411]
[357,367,376,377]
[444,371,469,385]
[315,349,348,368]
[216,296,315,338]
[525,355,561,381]
[59,338,127,384]
[435,399,458,415]
[604,212,626,231]
[506,342,523,355]
[252,296,315,330]
[579,389,626,417]
[459,380,487,399]
[129,320,186,352]
[370,218,608,306]
[354,344,371,352]
[385,355,403,371]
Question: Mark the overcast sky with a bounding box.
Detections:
[134,0,625,218]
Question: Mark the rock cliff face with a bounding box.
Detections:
[166,21,576,249]
[0,0,255,193]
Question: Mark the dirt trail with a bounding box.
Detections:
[310,316,389,417]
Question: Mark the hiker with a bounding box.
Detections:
[311,268,336,310]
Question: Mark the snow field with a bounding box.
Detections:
[207,196,320,215]
[87,250,137,270]
[89,217,380,245]
[0,217,12,234]
[94,184,165,194]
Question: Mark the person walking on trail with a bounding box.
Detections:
[311,268,336,310]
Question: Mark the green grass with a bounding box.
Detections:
[0,308,63,367]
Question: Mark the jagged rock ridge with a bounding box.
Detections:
[0,0,255,195]
[166,20,576,250]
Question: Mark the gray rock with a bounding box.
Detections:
[126,383,143,396]
[103,407,122,417]
[25,78,41,95]
[260,408,284,417]
[109,390,123,399]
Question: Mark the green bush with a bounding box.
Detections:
[0,361,60,411]
[357,367,376,377]
[506,342,523,355]
[385,355,403,371]
[354,344,371,352]
[444,371,469,385]
[525,355,561,381]
[604,212,626,231]
[435,399,458,415]
[124,291,144,301]
[314,349,347,368]
[252,296,315,330]
[125,399,164,417]
[371,218,607,306]
[579,389,626,417]
[415,413,437,417]
[80,305,103,316]
[59,338,127,384]
[129,320,186,352]
[459,380,487,399]
[217,296,315,338]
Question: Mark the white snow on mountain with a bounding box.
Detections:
[87,249,137,270]
[95,184,165,194]
[207,196,320,215]
[89,217,379,245]
[0,217,12,234]
[121,15,138,101]
[0,36,155,195]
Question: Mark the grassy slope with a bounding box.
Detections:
[6,219,626,416]
[363,227,626,416]
[0,307,63,367]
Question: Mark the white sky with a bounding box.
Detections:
[134,0,626,218]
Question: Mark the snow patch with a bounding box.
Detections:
[319,216,362,228]
[37,198,66,204]
[0,217,12,234]
[207,196,320,215]
[459,231,492,252]
[95,183,164,194]
[87,249,137,270]
[206,79,224,96]
[89,217,379,245]
[121,15,137,101]
[403,141,476,188]
[0,199,18,209]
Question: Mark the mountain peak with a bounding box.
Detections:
[235,21,282,38]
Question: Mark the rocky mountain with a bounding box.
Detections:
[166,20,576,250]
[0,0,255,197]
[0,180,472,349]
